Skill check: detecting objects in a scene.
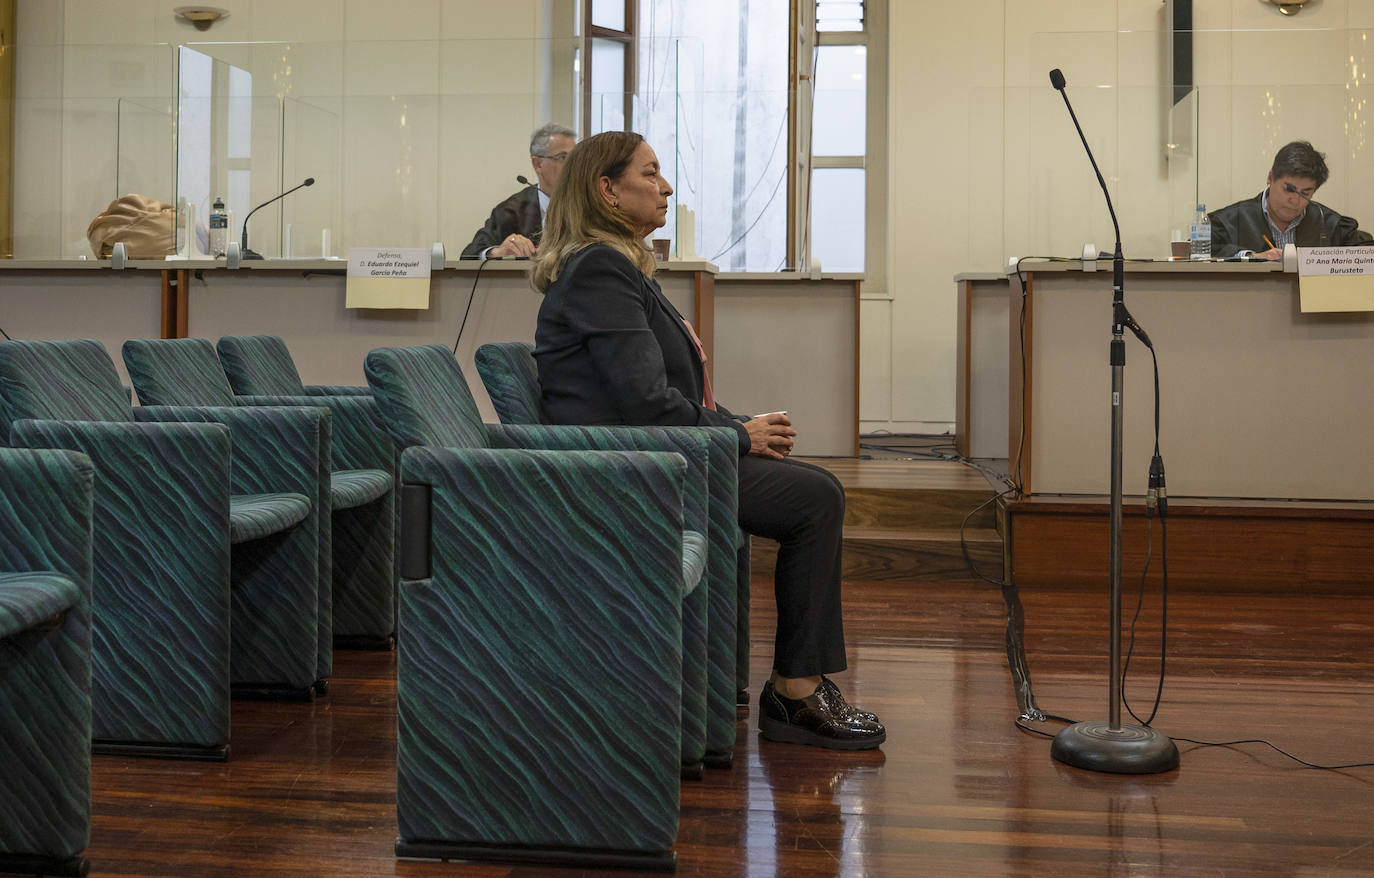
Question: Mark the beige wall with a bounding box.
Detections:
[13,0,1374,441]
[873,0,1374,436]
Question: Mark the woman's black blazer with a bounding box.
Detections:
[534,243,750,455]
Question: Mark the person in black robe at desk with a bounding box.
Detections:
[460,123,576,259]
[1209,140,1372,259]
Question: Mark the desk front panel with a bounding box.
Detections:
[1026,269,1374,501]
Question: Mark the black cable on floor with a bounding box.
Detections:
[1015,704,1374,769]
[1168,737,1374,771]
[959,488,1014,587]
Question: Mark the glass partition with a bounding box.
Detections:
[9,26,1371,267]
[632,37,706,263]
[10,38,598,260]
[281,97,341,259]
[116,98,174,203]
[957,21,1372,272]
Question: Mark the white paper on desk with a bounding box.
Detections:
[346,247,432,309]
[1297,245,1374,313]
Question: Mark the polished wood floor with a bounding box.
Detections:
[81,458,1374,877]
[83,585,1374,876]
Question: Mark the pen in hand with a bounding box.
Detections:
[1263,234,1276,251]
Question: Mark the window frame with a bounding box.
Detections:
[794,0,885,286]
[583,0,637,135]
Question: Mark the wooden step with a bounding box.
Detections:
[744,457,1008,583]
[844,487,998,530]
[750,525,1005,583]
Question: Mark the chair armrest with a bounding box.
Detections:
[303,385,371,397]
[0,447,93,592]
[401,445,686,605]
[485,423,713,539]
[0,572,82,640]
[11,418,234,562]
[135,405,320,498]
[234,394,394,472]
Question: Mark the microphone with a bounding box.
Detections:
[240,177,315,260]
[1049,70,1121,265]
[515,175,542,244]
[1047,69,1149,346]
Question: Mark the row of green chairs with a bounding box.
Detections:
[0,333,748,873]
[0,336,396,762]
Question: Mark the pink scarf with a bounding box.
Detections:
[682,319,716,411]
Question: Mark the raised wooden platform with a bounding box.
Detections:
[749,457,1003,583]
[1005,495,1374,594]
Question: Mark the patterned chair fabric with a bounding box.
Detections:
[0,339,321,760]
[365,344,700,869]
[473,341,548,425]
[475,340,746,768]
[124,338,397,654]
[0,446,94,878]
[216,334,371,397]
[122,337,236,407]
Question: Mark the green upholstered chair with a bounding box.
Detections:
[122,338,397,665]
[365,344,708,871]
[0,447,94,877]
[475,340,747,768]
[216,334,371,398]
[391,342,714,773]
[0,338,321,760]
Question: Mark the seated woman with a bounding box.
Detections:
[530,130,884,751]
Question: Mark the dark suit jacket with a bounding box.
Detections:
[1208,192,1373,257]
[460,186,542,259]
[534,244,751,455]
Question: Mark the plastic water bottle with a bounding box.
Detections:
[1189,204,1211,261]
[209,196,228,257]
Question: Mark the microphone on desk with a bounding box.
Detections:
[240,177,315,260]
[513,175,542,245]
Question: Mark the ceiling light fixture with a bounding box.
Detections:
[1260,0,1314,15]
[173,6,230,31]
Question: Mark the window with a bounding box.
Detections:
[585,0,635,135]
[636,0,788,271]
[631,0,879,276]
[808,1,868,272]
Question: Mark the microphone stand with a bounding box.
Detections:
[1046,69,1178,775]
[240,177,314,260]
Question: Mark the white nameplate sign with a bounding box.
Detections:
[346,247,432,309]
[1297,245,1374,313]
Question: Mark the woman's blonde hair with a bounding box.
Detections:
[531,130,657,292]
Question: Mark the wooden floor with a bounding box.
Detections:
[80,457,1374,877]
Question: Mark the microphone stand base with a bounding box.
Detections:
[1051,720,1179,775]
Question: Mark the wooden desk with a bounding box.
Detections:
[0,259,860,455]
[1018,260,1374,501]
[960,260,1374,501]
